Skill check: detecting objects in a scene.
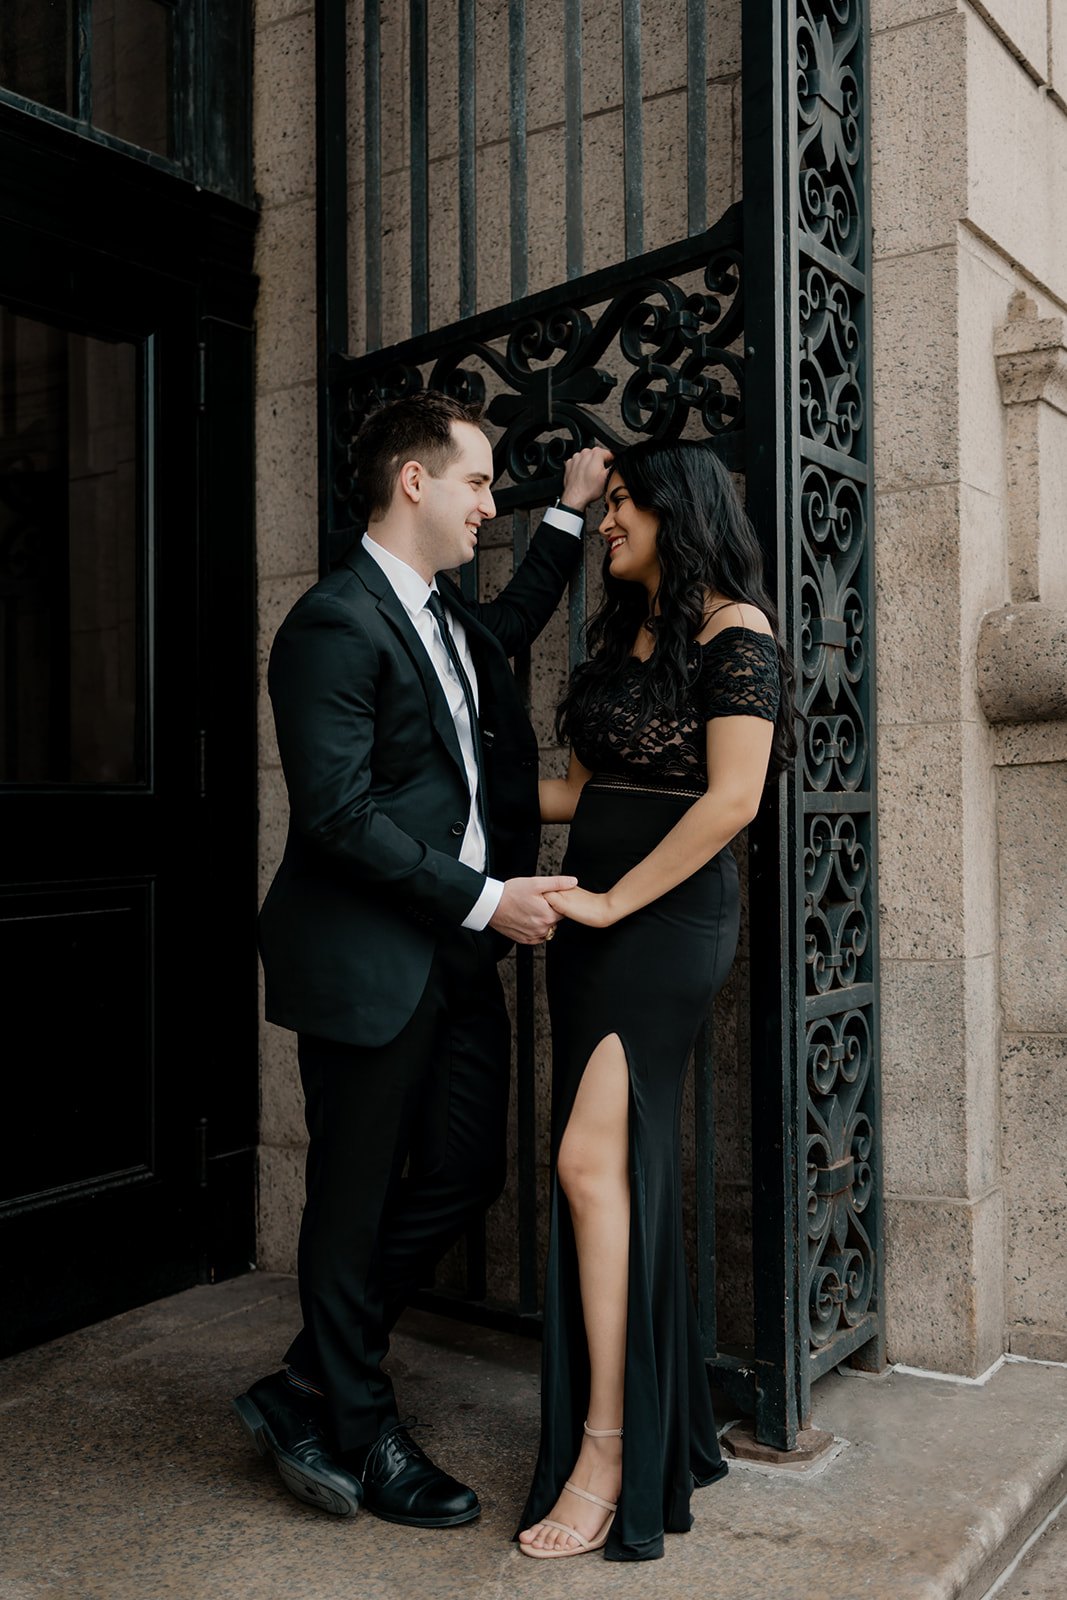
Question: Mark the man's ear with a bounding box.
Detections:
[397,458,422,505]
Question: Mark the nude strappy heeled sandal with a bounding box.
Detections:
[519,1423,623,1560]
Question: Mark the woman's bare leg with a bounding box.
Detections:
[519,1035,629,1552]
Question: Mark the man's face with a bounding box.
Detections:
[412,422,496,576]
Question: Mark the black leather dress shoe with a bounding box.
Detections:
[232,1371,362,1517]
[357,1422,480,1527]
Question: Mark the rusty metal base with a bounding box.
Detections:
[722,1420,837,1469]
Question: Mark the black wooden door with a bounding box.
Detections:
[0,225,223,1354]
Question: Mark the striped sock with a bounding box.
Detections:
[286,1368,324,1398]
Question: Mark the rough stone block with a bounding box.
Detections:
[258,573,314,712]
[973,0,1048,76]
[876,721,966,960]
[258,765,290,905]
[706,0,742,78]
[871,0,955,29]
[1001,1034,1067,1353]
[880,955,998,1198]
[252,11,315,208]
[526,124,567,296]
[428,151,461,332]
[960,714,999,963]
[643,92,689,255]
[873,483,961,727]
[870,11,966,257]
[254,197,316,392]
[526,0,567,129]
[256,1143,305,1274]
[883,1189,1004,1374]
[959,480,1012,726]
[958,233,1014,505]
[255,385,318,581]
[581,108,626,274]
[473,139,511,314]
[995,720,1067,766]
[871,247,959,492]
[259,1022,305,1150]
[996,763,1067,1032]
[254,0,312,26]
[378,165,413,350]
[966,9,1067,299]
[1009,1326,1067,1363]
[977,603,1067,725]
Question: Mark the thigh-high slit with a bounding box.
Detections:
[517,780,739,1562]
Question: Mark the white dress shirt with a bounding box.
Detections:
[362,505,581,931]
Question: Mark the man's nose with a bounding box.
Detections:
[481,489,496,519]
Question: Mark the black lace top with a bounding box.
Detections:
[571,628,781,790]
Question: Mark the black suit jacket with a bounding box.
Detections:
[259,523,581,1048]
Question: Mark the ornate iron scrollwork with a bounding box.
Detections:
[795,0,880,1374]
[329,212,744,518]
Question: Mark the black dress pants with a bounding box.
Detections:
[283,929,510,1456]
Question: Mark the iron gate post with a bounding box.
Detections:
[738,0,885,1447]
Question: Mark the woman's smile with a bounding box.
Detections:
[600,472,661,593]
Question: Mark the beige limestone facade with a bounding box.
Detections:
[251,0,1067,1386]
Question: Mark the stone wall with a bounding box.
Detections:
[251,0,1067,1376]
[872,0,1067,1369]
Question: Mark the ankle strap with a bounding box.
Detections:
[583,1421,623,1438]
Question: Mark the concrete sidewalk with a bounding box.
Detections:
[2,1272,1065,1600]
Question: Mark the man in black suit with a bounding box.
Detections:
[236,392,607,1527]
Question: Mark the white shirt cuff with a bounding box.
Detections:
[541,504,584,538]
[462,876,505,931]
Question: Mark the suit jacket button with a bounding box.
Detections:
[450,821,465,837]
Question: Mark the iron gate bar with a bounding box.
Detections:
[686,0,707,236]
[564,0,583,281]
[363,0,382,354]
[327,203,746,535]
[458,0,477,319]
[315,0,349,577]
[621,0,643,257]
[409,0,429,336]
[509,0,528,300]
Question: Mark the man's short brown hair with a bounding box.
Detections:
[355,391,485,518]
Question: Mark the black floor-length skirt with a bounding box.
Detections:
[517,778,738,1561]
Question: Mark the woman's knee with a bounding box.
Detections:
[557,1149,626,1212]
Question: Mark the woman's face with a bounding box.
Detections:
[599,471,661,595]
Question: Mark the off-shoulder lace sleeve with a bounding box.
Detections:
[694,628,780,723]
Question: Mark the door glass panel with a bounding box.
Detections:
[0,0,74,115]
[0,307,145,785]
[91,0,173,158]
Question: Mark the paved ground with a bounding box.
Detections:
[994,1507,1067,1600]
[1,1272,1065,1600]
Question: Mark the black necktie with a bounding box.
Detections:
[426,590,490,866]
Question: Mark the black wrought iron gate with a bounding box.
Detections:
[313,0,883,1449]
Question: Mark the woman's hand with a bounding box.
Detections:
[544,886,618,928]
[561,446,614,512]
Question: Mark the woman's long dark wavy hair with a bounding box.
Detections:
[556,438,800,775]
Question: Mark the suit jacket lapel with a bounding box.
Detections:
[344,545,468,780]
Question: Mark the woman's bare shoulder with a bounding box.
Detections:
[696,599,774,645]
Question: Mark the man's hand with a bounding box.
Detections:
[561,446,614,512]
[489,876,579,944]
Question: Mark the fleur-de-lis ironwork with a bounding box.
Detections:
[794,0,879,1368]
[330,211,745,517]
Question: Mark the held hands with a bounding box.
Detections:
[490,876,579,945]
[561,446,614,513]
[544,886,617,929]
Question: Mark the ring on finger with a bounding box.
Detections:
[544,926,556,942]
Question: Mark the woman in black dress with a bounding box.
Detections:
[517,439,797,1562]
